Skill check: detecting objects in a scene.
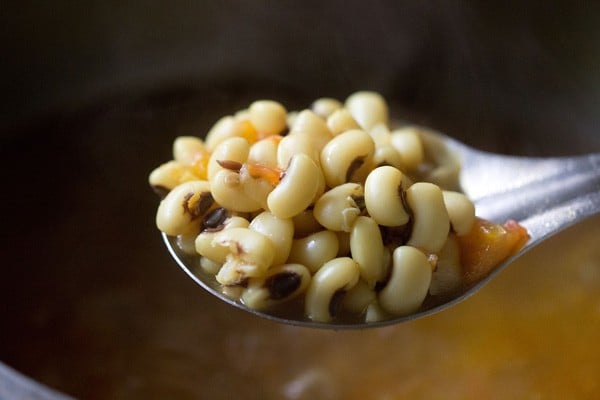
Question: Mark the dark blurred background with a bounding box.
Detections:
[2,1,600,151]
[1,1,600,399]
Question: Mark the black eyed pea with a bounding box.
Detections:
[416,130,461,188]
[390,127,424,171]
[205,116,247,151]
[311,97,343,119]
[405,182,450,253]
[442,191,476,236]
[373,144,405,171]
[249,211,294,266]
[304,257,360,322]
[238,164,278,211]
[207,136,250,181]
[350,216,386,287]
[267,153,321,219]
[248,136,280,169]
[176,233,199,255]
[149,160,197,195]
[213,227,276,285]
[344,91,389,130]
[368,123,392,146]
[292,209,323,238]
[288,230,339,274]
[364,166,410,227]
[365,301,392,323]
[248,100,288,136]
[276,132,321,169]
[326,108,361,136]
[313,183,364,232]
[200,256,222,275]
[173,136,206,165]
[341,279,377,314]
[155,180,213,236]
[241,263,311,310]
[210,168,263,213]
[378,246,432,316]
[429,235,463,296]
[320,129,375,187]
[194,215,250,263]
[288,110,334,152]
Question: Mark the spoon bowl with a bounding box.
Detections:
[163,129,600,329]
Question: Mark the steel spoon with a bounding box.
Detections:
[162,129,600,329]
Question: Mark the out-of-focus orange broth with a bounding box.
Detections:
[126,215,598,400]
[237,216,600,399]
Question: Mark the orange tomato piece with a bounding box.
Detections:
[244,163,283,186]
[456,218,529,285]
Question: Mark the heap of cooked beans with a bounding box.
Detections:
[149,91,529,323]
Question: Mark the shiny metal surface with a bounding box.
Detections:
[163,130,600,329]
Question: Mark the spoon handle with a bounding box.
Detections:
[466,153,600,245]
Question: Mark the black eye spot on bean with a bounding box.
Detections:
[217,159,243,172]
[266,272,301,300]
[202,207,229,231]
[380,223,412,247]
[346,155,366,182]
[351,194,366,211]
[196,192,215,216]
[329,289,346,317]
[182,192,195,217]
[152,185,170,199]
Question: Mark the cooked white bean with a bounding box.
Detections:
[210,168,263,212]
[173,136,206,165]
[267,154,321,219]
[365,301,391,323]
[248,135,281,168]
[305,257,360,322]
[214,227,276,285]
[238,164,278,210]
[349,216,385,287]
[288,230,339,273]
[378,246,432,316]
[289,109,334,152]
[292,209,323,238]
[248,100,287,136]
[207,136,250,181]
[195,215,250,263]
[148,160,190,193]
[156,180,213,235]
[277,129,321,168]
[320,129,375,187]
[205,116,249,151]
[344,91,389,130]
[368,123,391,146]
[442,191,476,236]
[313,183,364,232]
[342,280,376,314]
[390,127,424,171]
[200,256,222,275]
[429,235,463,296]
[364,166,410,227]
[372,144,405,170]
[326,108,361,136]
[249,211,294,266]
[312,97,343,118]
[406,182,450,253]
[176,233,198,255]
[241,263,311,310]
